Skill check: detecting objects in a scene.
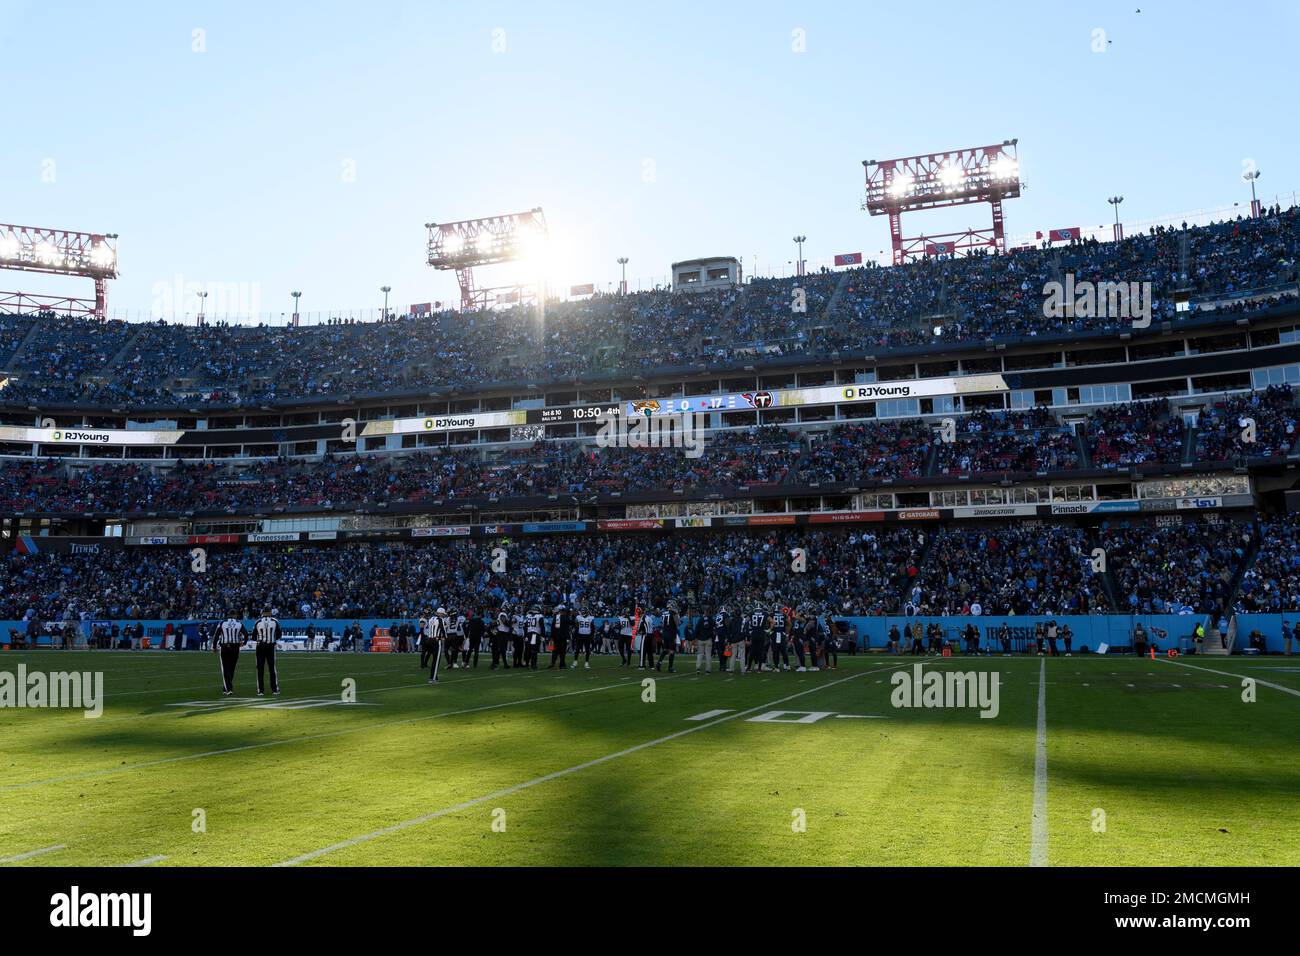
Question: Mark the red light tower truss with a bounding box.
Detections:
[0,223,119,319]
[425,208,547,312]
[862,141,1021,264]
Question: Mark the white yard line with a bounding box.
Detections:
[1,672,686,793]
[274,665,896,866]
[1160,658,1300,697]
[0,843,66,863]
[1030,656,1049,868]
[121,855,167,867]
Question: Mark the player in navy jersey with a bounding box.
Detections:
[745,605,769,673]
[656,602,681,672]
[771,607,792,671]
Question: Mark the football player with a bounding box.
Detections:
[548,603,571,669]
[657,601,681,672]
[617,612,634,666]
[771,605,792,671]
[745,603,768,673]
[524,604,545,670]
[491,603,513,669]
[573,604,596,669]
[511,605,527,668]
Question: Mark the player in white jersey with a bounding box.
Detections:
[511,611,527,667]
[524,605,544,670]
[444,608,465,669]
[617,614,634,666]
[492,603,513,669]
[573,606,596,669]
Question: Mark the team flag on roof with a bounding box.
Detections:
[409,302,433,315]
[925,241,954,256]
[833,252,863,266]
[569,283,595,296]
[1049,227,1081,242]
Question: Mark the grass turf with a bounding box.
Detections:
[1,649,1297,866]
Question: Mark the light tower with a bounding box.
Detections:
[1243,168,1262,218]
[425,208,548,312]
[792,235,806,276]
[196,289,208,326]
[862,140,1021,264]
[291,291,302,326]
[1108,196,1124,241]
[0,224,118,319]
[380,285,391,320]
[616,256,629,295]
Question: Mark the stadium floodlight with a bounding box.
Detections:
[887,173,915,199]
[0,222,119,318]
[990,156,1019,181]
[1242,168,1262,217]
[425,207,548,311]
[863,140,1021,264]
[1108,195,1125,241]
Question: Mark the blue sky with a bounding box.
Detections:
[2,0,1297,321]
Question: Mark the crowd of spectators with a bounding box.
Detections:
[1234,516,1300,613]
[1,207,1296,410]
[909,526,1101,616]
[0,527,925,622]
[0,428,805,514]
[1099,520,1252,615]
[1087,399,1187,468]
[1195,385,1298,462]
[934,407,1080,477]
[794,420,932,483]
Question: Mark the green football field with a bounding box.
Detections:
[1,649,1297,866]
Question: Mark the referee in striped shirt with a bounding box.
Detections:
[216,616,248,696]
[253,609,281,696]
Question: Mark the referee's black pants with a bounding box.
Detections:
[512,636,524,667]
[219,644,240,693]
[420,640,434,669]
[256,642,279,694]
[549,636,567,668]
